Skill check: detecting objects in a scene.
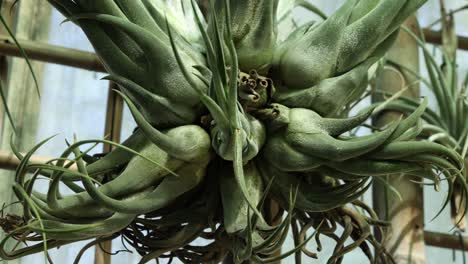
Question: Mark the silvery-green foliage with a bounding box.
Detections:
[1,1,464,263]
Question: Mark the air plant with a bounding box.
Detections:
[0,0,466,263]
[374,1,468,230]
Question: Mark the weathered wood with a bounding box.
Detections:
[372,16,425,264]
[94,82,124,264]
[0,0,51,262]
[0,2,16,134]
[425,231,468,251]
[0,34,105,72]
[0,4,20,262]
[103,82,124,149]
[423,28,468,51]
[0,150,77,170]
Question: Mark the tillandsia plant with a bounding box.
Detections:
[374,1,468,230]
[0,0,466,263]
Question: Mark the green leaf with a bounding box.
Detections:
[0,13,41,98]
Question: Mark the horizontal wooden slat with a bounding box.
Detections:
[0,150,77,171]
[425,231,468,251]
[423,29,468,51]
[0,34,105,72]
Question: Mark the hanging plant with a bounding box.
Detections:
[374,1,468,230]
[0,0,465,263]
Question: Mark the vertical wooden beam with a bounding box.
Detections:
[94,82,123,264]
[0,1,51,261]
[0,1,16,132]
[372,16,425,264]
[102,82,124,153]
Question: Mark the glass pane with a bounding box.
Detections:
[20,9,108,264]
